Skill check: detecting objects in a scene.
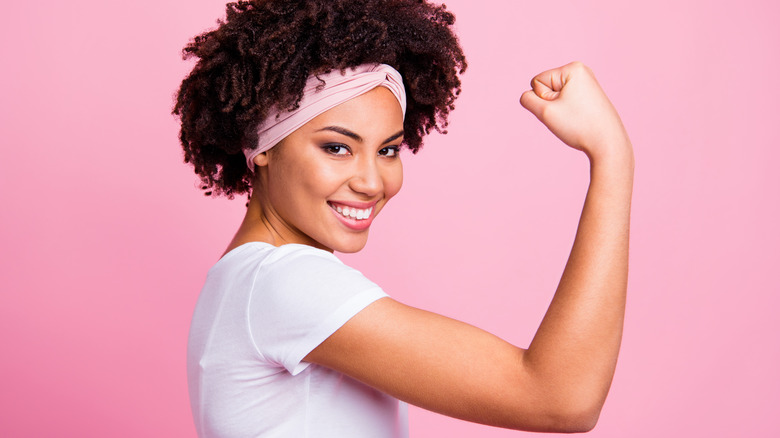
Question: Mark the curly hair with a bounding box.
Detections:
[173,0,467,198]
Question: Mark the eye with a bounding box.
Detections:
[322,143,350,155]
[379,146,400,158]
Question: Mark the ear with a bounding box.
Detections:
[252,152,269,167]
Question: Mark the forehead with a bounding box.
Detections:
[304,87,404,132]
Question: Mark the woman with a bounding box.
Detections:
[175,1,634,436]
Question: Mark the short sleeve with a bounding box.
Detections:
[248,245,387,375]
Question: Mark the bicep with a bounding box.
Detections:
[304,297,552,430]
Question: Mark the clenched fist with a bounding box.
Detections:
[520,62,632,164]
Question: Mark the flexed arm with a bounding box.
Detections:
[306,62,634,432]
[519,61,634,427]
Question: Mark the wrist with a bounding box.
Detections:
[586,136,634,169]
[587,143,635,188]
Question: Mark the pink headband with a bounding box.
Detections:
[245,63,407,169]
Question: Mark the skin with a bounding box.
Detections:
[230,62,634,433]
[226,86,404,254]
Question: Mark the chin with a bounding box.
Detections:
[336,246,365,254]
[329,235,370,254]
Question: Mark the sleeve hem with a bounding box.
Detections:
[284,288,387,376]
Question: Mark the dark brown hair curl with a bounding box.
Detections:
[173,0,467,198]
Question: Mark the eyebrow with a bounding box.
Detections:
[317,126,404,145]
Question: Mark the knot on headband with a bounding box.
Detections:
[245,63,407,169]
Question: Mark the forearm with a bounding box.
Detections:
[523,146,634,422]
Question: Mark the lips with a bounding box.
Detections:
[327,201,377,231]
[328,202,374,220]
[330,204,374,221]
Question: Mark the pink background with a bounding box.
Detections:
[1,0,778,436]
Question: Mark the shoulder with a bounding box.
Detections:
[262,243,345,270]
[211,242,377,293]
[261,244,379,296]
[210,242,343,276]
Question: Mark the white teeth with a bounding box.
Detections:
[330,203,373,220]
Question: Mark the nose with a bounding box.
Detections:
[348,156,383,197]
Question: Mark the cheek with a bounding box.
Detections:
[302,164,344,196]
[271,151,337,197]
[383,162,404,199]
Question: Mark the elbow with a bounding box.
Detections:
[545,401,603,433]
[523,396,603,433]
[507,359,611,432]
[556,409,600,433]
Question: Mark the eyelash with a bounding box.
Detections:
[322,143,350,155]
[379,146,400,158]
[321,144,401,158]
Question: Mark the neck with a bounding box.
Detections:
[223,189,277,255]
[224,186,330,256]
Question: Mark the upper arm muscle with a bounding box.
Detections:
[304,297,551,430]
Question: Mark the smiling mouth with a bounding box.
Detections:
[328,202,374,220]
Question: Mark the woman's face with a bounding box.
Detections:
[254,87,404,253]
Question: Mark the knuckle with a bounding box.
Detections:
[568,61,592,75]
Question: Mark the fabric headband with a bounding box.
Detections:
[244,63,407,169]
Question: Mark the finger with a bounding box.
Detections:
[530,66,570,99]
[531,77,560,101]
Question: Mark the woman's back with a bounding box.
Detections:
[188,242,407,437]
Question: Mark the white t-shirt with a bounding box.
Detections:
[187,242,408,438]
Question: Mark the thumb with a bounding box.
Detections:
[519,89,548,120]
